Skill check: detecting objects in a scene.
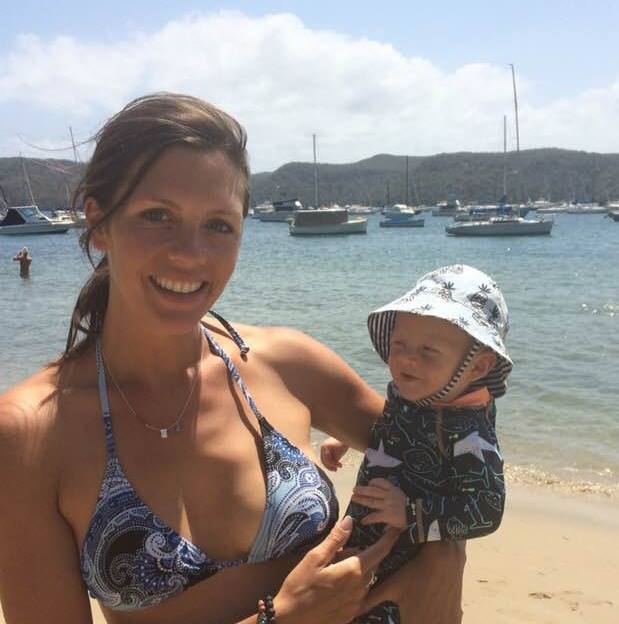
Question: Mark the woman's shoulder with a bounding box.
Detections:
[0,367,68,502]
[219,321,338,370]
[0,366,61,435]
[0,356,93,460]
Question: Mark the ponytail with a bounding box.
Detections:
[55,256,109,365]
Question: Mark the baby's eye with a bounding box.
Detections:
[422,346,439,354]
[206,219,233,233]
[141,208,172,223]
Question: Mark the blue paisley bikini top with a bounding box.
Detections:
[80,317,339,611]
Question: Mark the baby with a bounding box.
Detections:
[321,264,512,623]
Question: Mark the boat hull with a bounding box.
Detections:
[446,220,553,236]
[289,219,367,236]
[380,218,424,228]
[256,211,296,222]
[0,223,70,235]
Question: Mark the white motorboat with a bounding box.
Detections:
[289,208,367,236]
[250,202,273,219]
[256,198,303,222]
[0,205,70,235]
[50,209,86,228]
[564,203,608,215]
[446,215,553,236]
[432,200,461,217]
[382,203,421,216]
[380,204,424,228]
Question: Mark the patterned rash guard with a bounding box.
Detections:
[80,322,339,611]
[347,382,505,624]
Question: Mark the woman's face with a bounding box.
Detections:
[387,313,473,402]
[91,146,245,335]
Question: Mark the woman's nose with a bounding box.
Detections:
[167,225,208,265]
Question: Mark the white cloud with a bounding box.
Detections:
[1,10,618,171]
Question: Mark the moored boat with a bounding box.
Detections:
[256,198,303,222]
[446,215,553,237]
[289,208,367,236]
[432,200,460,217]
[0,205,70,235]
[380,208,424,228]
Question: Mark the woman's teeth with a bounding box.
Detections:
[152,276,204,294]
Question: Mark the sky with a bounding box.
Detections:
[1,0,618,172]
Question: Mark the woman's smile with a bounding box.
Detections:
[148,275,210,304]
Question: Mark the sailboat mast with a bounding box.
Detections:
[503,115,507,198]
[509,63,520,153]
[313,133,319,208]
[405,155,409,206]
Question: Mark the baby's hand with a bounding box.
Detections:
[320,437,349,471]
[351,478,408,530]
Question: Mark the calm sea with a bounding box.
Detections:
[1,213,618,495]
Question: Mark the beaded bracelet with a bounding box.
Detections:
[257,595,276,623]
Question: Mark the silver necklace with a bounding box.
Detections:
[102,339,203,439]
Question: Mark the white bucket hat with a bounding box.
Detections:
[368,264,513,400]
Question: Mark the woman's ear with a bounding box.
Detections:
[468,350,497,383]
[84,197,108,252]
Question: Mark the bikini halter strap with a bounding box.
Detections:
[201,322,265,423]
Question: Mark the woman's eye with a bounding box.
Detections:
[141,208,172,223]
[207,219,233,233]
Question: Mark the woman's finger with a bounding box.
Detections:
[311,516,355,566]
[356,527,400,575]
[362,570,399,612]
[333,546,362,563]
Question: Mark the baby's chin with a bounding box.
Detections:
[396,385,441,403]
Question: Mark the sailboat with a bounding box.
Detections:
[289,134,367,235]
[0,160,70,235]
[380,156,425,228]
[446,65,553,237]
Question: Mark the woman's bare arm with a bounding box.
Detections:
[261,327,384,451]
[0,389,93,624]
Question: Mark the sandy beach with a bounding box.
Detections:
[2,466,617,623]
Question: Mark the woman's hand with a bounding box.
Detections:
[363,540,467,624]
[274,516,400,624]
[320,437,349,471]
[351,478,408,530]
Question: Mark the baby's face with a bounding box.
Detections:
[387,313,473,402]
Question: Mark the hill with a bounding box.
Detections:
[1,148,618,210]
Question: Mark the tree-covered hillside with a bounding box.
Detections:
[1,148,618,210]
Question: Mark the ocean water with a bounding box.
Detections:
[1,213,618,494]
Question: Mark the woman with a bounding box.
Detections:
[0,93,465,624]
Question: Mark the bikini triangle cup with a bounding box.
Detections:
[81,312,339,611]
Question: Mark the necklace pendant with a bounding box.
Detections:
[174,423,183,433]
[160,428,168,439]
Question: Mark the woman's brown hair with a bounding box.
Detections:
[57,92,250,365]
